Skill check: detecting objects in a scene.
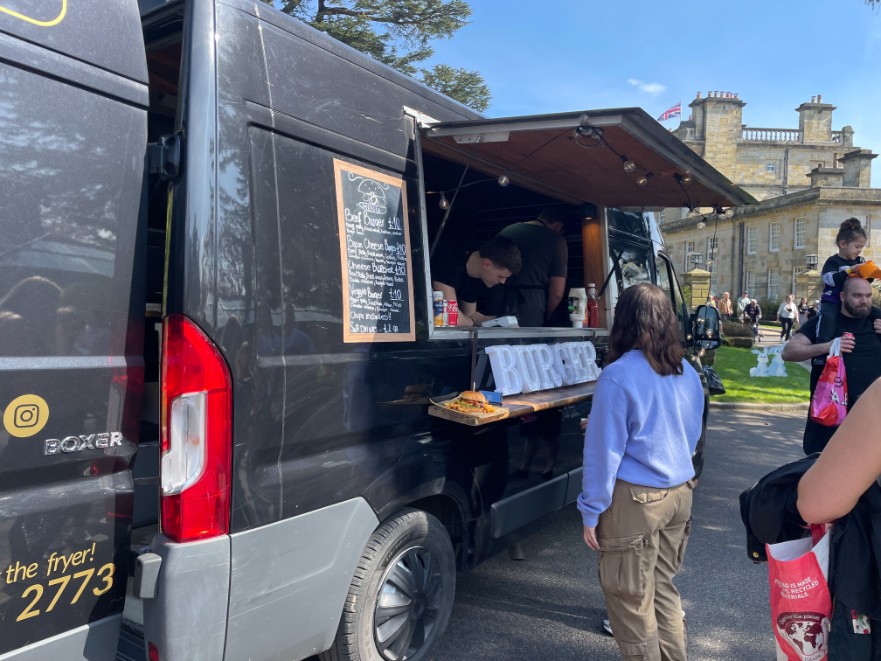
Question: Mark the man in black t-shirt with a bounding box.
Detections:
[430,236,522,327]
[498,207,570,327]
[782,277,881,453]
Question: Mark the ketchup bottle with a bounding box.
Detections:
[586,283,600,328]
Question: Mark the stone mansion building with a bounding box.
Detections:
[660,91,881,306]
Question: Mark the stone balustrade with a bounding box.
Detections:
[740,128,802,142]
[739,128,851,145]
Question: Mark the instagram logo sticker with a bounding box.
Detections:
[3,394,49,438]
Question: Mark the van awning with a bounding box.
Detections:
[421,108,756,210]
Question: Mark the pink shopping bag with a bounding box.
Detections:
[810,338,847,427]
[767,529,831,661]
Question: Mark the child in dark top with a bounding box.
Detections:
[818,217,881,341]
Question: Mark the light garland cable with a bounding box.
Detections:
[576,124,637,173]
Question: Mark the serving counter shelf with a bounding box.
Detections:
[427,381,597,427]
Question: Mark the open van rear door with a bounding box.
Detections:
[0,1,148,658]
[420,108,755,210]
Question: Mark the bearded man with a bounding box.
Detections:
[782,277,881,453]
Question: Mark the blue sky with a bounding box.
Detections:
[427,0,881,186]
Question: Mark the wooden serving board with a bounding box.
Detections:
[426,381,597,427]
[427,403,510,426]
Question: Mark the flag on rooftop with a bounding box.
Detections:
[657,102,681,122]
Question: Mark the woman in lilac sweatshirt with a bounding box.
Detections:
[578,283,704,661]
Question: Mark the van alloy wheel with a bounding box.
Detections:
[373,545,444,660]
[321,508,456,661]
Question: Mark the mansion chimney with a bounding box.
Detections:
[839,149,877,188]
[796,96,835,143]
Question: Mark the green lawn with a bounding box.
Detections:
[711,346,811,403]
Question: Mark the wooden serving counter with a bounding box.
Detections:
[427,381,597,426]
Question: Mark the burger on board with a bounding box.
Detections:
[444,390,496,414]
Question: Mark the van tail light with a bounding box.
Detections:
[160,314,232,542]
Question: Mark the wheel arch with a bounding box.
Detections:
[376,489,471,570]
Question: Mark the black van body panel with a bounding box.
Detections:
[0,1,147,657]
[192,0,516,541]
[0,0,148,88]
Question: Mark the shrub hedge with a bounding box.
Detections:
[721,320,754,348]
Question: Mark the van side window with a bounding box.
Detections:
[656,253,689,336]
[606,210,655,297]
[655,253,672,298]
[608,237,654,293]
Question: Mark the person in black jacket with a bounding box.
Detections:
[799,377,881,659]
[799,377,881,522]
[740,393,881,660]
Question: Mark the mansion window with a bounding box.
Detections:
[747,227,756,255]
[769,222,780,253]
[768,269,779,300]
[794,218,806,249]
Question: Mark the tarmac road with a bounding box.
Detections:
[429,404,809,661]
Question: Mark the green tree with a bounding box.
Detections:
[421,64,490,111]
[264,0,491,110]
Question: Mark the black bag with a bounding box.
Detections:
[703,366,725,395]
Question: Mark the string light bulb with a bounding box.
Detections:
[497,173,510,187]
[724,207,735,218]
[621,157,636,173]
[438,192,450,210]
[686,208,700,219]
[681,172,693,185]
[696,220,706,230]
[636,173,653,187]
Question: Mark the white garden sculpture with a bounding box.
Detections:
[750,345,788,378]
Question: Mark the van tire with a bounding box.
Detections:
[321,508,456,661]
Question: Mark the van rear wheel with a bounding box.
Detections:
[322,508,455,661]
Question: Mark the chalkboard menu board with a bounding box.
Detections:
[334,159,415,343]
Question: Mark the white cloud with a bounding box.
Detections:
[627,78,666,95]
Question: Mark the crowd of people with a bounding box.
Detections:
[576,217,881,659]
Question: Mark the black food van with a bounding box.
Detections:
[0,1,751,659]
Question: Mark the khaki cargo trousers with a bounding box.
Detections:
[597,479,694,661]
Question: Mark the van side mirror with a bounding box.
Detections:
[691,305,722,351]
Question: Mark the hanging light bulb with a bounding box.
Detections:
[497,173,510,187]
[696,220,706,230]
[681,172,693,185]
[724,207,735,218]
[686,208,700,219]
[438,192,450,210]
[621,157,636,173]
[636,173,653,187]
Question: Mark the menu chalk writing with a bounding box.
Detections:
[334,159,415,343]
